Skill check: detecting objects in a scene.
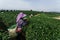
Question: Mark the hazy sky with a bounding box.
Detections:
[0,0,60,12]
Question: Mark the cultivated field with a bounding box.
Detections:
[0,10,60,40]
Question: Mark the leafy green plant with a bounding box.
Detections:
[24,14,60,40]
[0,10,60,40]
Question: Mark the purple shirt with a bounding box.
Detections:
[16,12,26,23]
[16,12,26,28]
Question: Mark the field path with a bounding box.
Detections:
[53,16,60,20]
[35,14,40,16]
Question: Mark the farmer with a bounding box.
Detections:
[16,12,28,40]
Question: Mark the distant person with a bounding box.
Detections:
[29,14,33,18]
[16,12,28,40]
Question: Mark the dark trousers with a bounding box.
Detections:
[16,33,21,40]
[16,32,26,40]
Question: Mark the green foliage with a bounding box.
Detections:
[0,10,60,40]
[0,10,39,26]
[24,14,60,40]
[0,30,9,40]
[44,13,60,17]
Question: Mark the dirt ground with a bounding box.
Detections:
[53,16,60,20]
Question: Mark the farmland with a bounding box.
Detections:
[0,10,60,40]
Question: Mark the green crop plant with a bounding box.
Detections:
[23,14,60,40]
[0,10,60,40]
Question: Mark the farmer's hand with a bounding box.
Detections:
[16,28,22,33]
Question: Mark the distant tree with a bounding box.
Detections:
[13,10,16,12]
[0,10,1,12]
[6,10,9,12]
[30,10,32,11]
[10,10,12,12]
[0,9,4,12]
